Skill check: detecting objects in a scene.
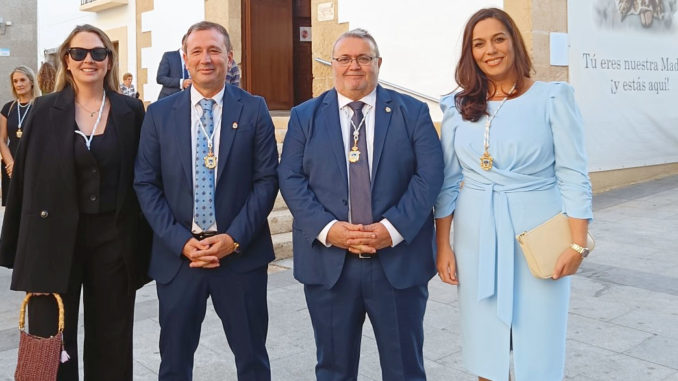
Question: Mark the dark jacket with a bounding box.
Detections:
[0,86,152,293]
[156,50,184,99]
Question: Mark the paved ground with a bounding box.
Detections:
[0,175,676,380]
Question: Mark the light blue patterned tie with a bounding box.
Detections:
[194,98,216,230]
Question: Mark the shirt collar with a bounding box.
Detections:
[337,87,377,110]
[190,85,225,109]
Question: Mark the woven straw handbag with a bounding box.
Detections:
[14,293,65,381]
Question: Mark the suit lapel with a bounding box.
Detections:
[172,89,193,187]
[107,91,134,214]
[321,89,348,186]
[371,85,392,187]
[50,87,77,179]
[217,85,243,184]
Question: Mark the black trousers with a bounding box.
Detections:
[27,212,136,381]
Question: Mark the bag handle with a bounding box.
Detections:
[18,293,65,333]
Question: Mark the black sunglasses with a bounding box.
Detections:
[67,47,110,62]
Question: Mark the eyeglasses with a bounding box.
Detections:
[67,47,110,62]
[332,55,377,66]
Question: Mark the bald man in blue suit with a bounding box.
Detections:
[278,28,443,381]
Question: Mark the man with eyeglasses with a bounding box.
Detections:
[135,21,278,380]
[278,28,443,380]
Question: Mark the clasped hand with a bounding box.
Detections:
[182,234,237,268]
[327,221,392,256]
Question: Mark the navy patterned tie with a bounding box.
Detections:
[347,101,372,224]
[194,98,216,230]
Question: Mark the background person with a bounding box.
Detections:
[434,8,592,381]
[0,24,152,381]
[226,56,240,87]
[156,37,191,99]
[120,72,138,98]
[0,66,40,206]
[37,61,57,94]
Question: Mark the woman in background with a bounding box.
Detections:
[435,8,592,381]
[38,61,57,94]
[119,72,138,98]
[0,24,151,381]
[0,65,40,206]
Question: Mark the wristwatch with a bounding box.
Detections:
[570,242,590,258]
[232,241,240,254]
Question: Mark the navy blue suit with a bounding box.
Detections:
[134,85,278,380]
[278,86,444,380]
[156,50,185,99]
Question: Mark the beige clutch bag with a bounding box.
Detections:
[516,213,595,279]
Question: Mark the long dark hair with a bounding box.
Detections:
[455,8,532,122]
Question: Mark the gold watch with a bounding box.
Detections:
[232,241,240,253]
[570,243,590,258]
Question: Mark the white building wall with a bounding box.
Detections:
[337,0,503,120]
[37,0,137,87]
[141,0,204,102]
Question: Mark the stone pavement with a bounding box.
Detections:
[0,175,676,380]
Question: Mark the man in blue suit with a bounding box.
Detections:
[156,39,192,99]
[135,21,278,380]
[278,29,444,380]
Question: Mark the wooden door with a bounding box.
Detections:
[242,0,293,110]
[293,0,312,105]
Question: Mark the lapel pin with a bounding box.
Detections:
[232,122,238,129]
[385,107,391,113]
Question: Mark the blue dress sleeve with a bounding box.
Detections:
[548,82,593,220]
[434,94,463,219]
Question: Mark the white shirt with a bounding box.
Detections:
[316,88,404,247]
[190,85,225,233]
[179,49,189,89]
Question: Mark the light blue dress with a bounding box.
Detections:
[434,82,592,381]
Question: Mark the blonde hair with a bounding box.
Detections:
[9,65,41,100]
[54,24,119,93]
[37,62,56,94]
[122,72,133,80]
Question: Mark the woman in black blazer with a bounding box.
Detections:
[0,24,151,381]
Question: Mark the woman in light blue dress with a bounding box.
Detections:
[434,8,592,381]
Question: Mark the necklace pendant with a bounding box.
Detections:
[480,151,493,171]
[349,147,361,163]
[204,151,218,169]
[16,129,22,138]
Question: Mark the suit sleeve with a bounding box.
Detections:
[156,52,182,89]
[224,97,279,251]
[381,102,444,244]
[134,104,193,256]
[278,108,338,245]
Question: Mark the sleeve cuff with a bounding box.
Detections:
[317,220,338,247]
[381,218,404,247]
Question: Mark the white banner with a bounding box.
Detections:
[568,0,678,171]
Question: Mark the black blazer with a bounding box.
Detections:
[0,86,152,293]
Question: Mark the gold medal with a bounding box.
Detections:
[204,150,217,169]
[16,129,22,138]
[480,151,493,171]
[349,147,361,163]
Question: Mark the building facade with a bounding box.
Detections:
[0,0,38,105]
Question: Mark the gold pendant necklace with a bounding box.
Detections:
[204,146,218,169]
[346,106,370,164]
[481,84,516,171]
